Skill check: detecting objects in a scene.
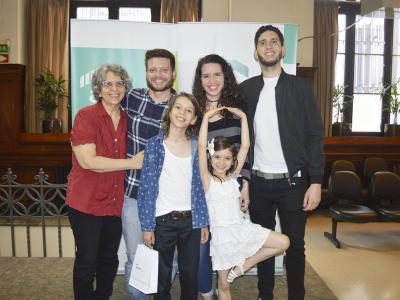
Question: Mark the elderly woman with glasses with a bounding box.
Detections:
[66,64,143,300]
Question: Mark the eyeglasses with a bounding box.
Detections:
[101,80,126,89]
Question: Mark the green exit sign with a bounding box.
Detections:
[0,44,10,53]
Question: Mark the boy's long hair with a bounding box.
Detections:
[208,136,238,181]
[161,92,201,139]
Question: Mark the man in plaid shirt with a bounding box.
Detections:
[120,49,176,300]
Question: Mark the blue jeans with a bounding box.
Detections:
[122,195,178,300]
[198,235,213,296]
[122,196,148,300]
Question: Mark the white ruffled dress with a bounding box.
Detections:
[206,177,270,271]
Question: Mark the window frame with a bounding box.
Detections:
[338,1,395,135]
[70,0,162,21]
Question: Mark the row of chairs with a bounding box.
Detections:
[333,157,390,194]
[323,158,400,248]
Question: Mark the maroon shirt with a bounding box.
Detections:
[66,102,127,217]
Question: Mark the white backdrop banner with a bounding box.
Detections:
[70,20,298,121]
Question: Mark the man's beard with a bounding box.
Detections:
[258,52,283,67]
[146,78,173,92]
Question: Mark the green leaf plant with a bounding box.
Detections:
[380,82,400,125]
[35,69,67,120]
[332,84,353,123]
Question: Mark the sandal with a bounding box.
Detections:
[227,264,245,283]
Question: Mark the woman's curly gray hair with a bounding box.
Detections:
[91,64,132,101]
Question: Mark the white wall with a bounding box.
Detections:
[202,0,314,67]
[0,0,25,64]
[0,226,75,257]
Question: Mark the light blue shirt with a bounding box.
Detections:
[137,132,209,231]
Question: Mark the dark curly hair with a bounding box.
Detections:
[192,54,244,119]
[207,136,238,181]
[161,92,201,139]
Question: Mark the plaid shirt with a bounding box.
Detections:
[120,88,175,199]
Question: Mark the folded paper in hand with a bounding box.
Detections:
[129,244,158,294]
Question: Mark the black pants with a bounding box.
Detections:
[153,216,201,300]
[249,176,307,300]
[68,207,122,300]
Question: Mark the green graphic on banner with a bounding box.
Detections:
[71,47,179,122]
[283,24,298,65]
[71,48,147,121]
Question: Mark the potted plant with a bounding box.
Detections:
[331,84,352,136]
[380,83,400,136]
[35,69,67,133]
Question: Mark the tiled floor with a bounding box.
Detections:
[305,211,400,300]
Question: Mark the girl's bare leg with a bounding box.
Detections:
[217,270,231,300]
[230,231,289,280]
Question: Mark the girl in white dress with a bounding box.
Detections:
[198,106,290,300]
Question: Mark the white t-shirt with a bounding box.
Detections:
[253,76,288,173]
[155,142,192,217]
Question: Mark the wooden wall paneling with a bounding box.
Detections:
[296,66,316,85]
[0,134,72,184]
[0,65,72,184]
[0,64,25,146]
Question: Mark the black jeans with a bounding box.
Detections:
[249,176,307,300]
[68,207,122,300]
[153,215,201,300]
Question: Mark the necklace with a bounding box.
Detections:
[206,99,220,103]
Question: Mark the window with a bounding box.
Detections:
[335,14,346,86]
[393,9,400,84]
[335,3,400,134]
[391,9,400,124]
[77,7,109,20]
[70,0,161,21]
[119,7,151,21]
[352,11,384,132]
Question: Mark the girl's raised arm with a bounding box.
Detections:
[198,106,225,192]
[225,107,250,175]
